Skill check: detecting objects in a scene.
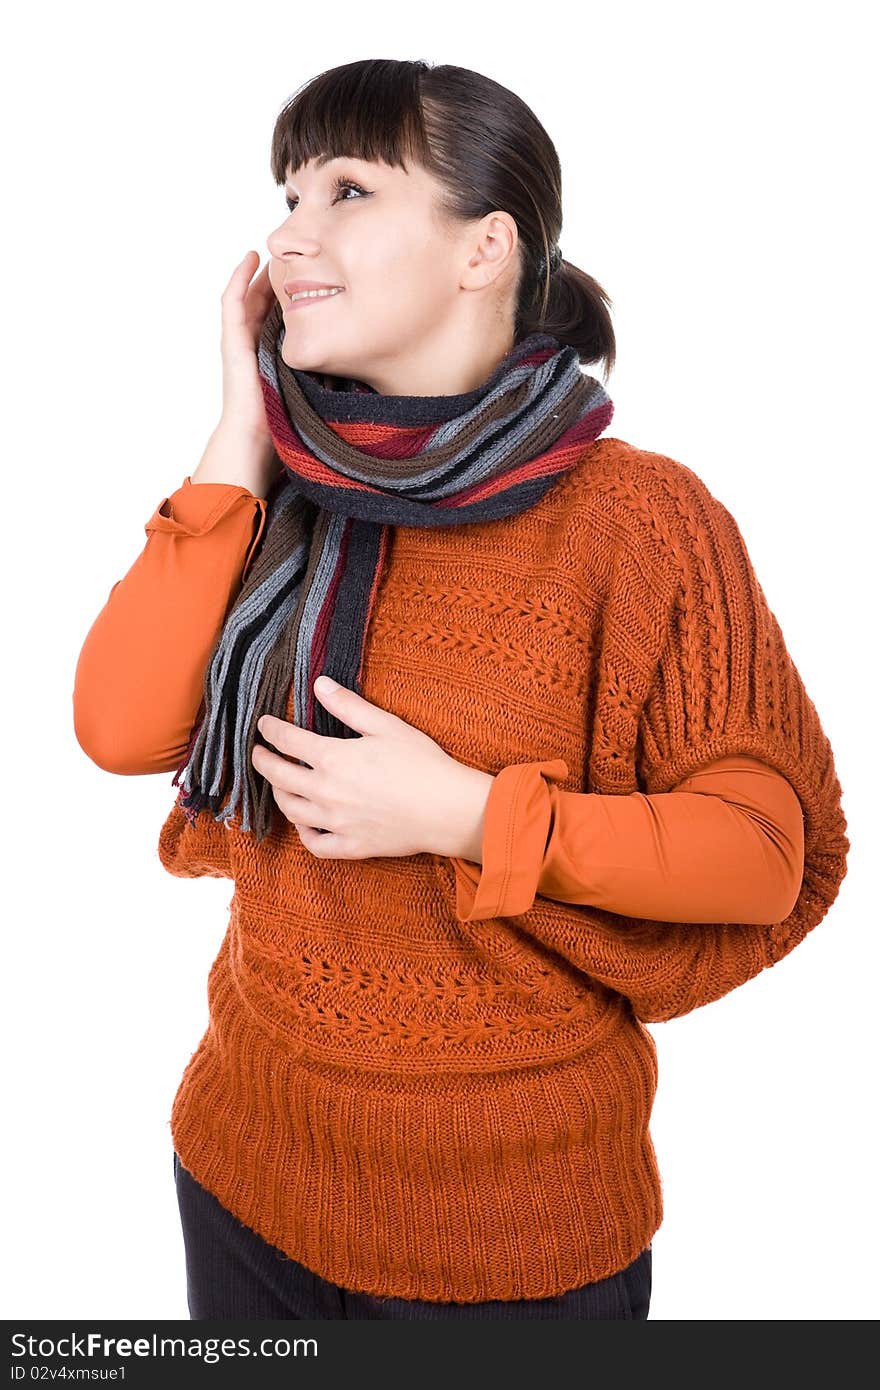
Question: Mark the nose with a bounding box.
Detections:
[267,213,322,262]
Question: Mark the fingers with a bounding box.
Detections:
[220,253,252,331]
[240,252,273,289]
[222,253,275,343]
[212,253,279,438]
[257,713,325,765]
[250,260,276,304]
[222,252,263,306]
[225,250,257,293]
[229,254,277,328]
[252,741,313,797]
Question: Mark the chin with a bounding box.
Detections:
[280,338,354,381]
[279,338,324,371]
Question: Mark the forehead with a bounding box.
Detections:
[284,155,424,187]
[286,155,381,180]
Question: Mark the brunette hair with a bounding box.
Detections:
[269,58,616,379]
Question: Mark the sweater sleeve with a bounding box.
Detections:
[449,471,849,1023]
[73,478,267,777]
[450,753,805,925]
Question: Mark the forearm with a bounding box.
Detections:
[74,479,266,774]
[190,419,282,498]
[541,780,803,924]
[450,755,805,927]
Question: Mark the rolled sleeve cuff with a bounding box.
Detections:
[451,757,569,921]
[145,476,265,537]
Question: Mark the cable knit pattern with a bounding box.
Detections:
[158,436,848,1302]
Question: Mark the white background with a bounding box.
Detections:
[3,0,876,1322]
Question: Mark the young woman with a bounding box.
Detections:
[74,58,849,1320]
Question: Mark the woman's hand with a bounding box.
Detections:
[215,251,282,483]
[251,676,495,862]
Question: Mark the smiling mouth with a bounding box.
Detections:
[285,287,345,304]
[283,291,345,316]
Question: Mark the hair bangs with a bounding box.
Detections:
[269,58,432,186]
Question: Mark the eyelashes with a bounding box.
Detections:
[284,176,371,212]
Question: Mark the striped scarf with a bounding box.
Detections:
[172,298,614,841]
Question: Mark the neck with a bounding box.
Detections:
[339,320,519,398]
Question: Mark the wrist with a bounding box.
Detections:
[447,766,495,865]
[190,421,280,497]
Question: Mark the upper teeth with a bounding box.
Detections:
[288,287,343,302]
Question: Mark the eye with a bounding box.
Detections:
[284,176,371,212]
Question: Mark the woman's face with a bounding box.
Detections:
[266,155,517,395]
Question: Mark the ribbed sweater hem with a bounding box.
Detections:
[169,926,664,1304]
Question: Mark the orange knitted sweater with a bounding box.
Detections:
[73,437,848,1302]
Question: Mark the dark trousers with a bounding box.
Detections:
[173,1149,652,1320]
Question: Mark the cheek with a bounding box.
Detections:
[357,228,450,289]
[356,251,453,320]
